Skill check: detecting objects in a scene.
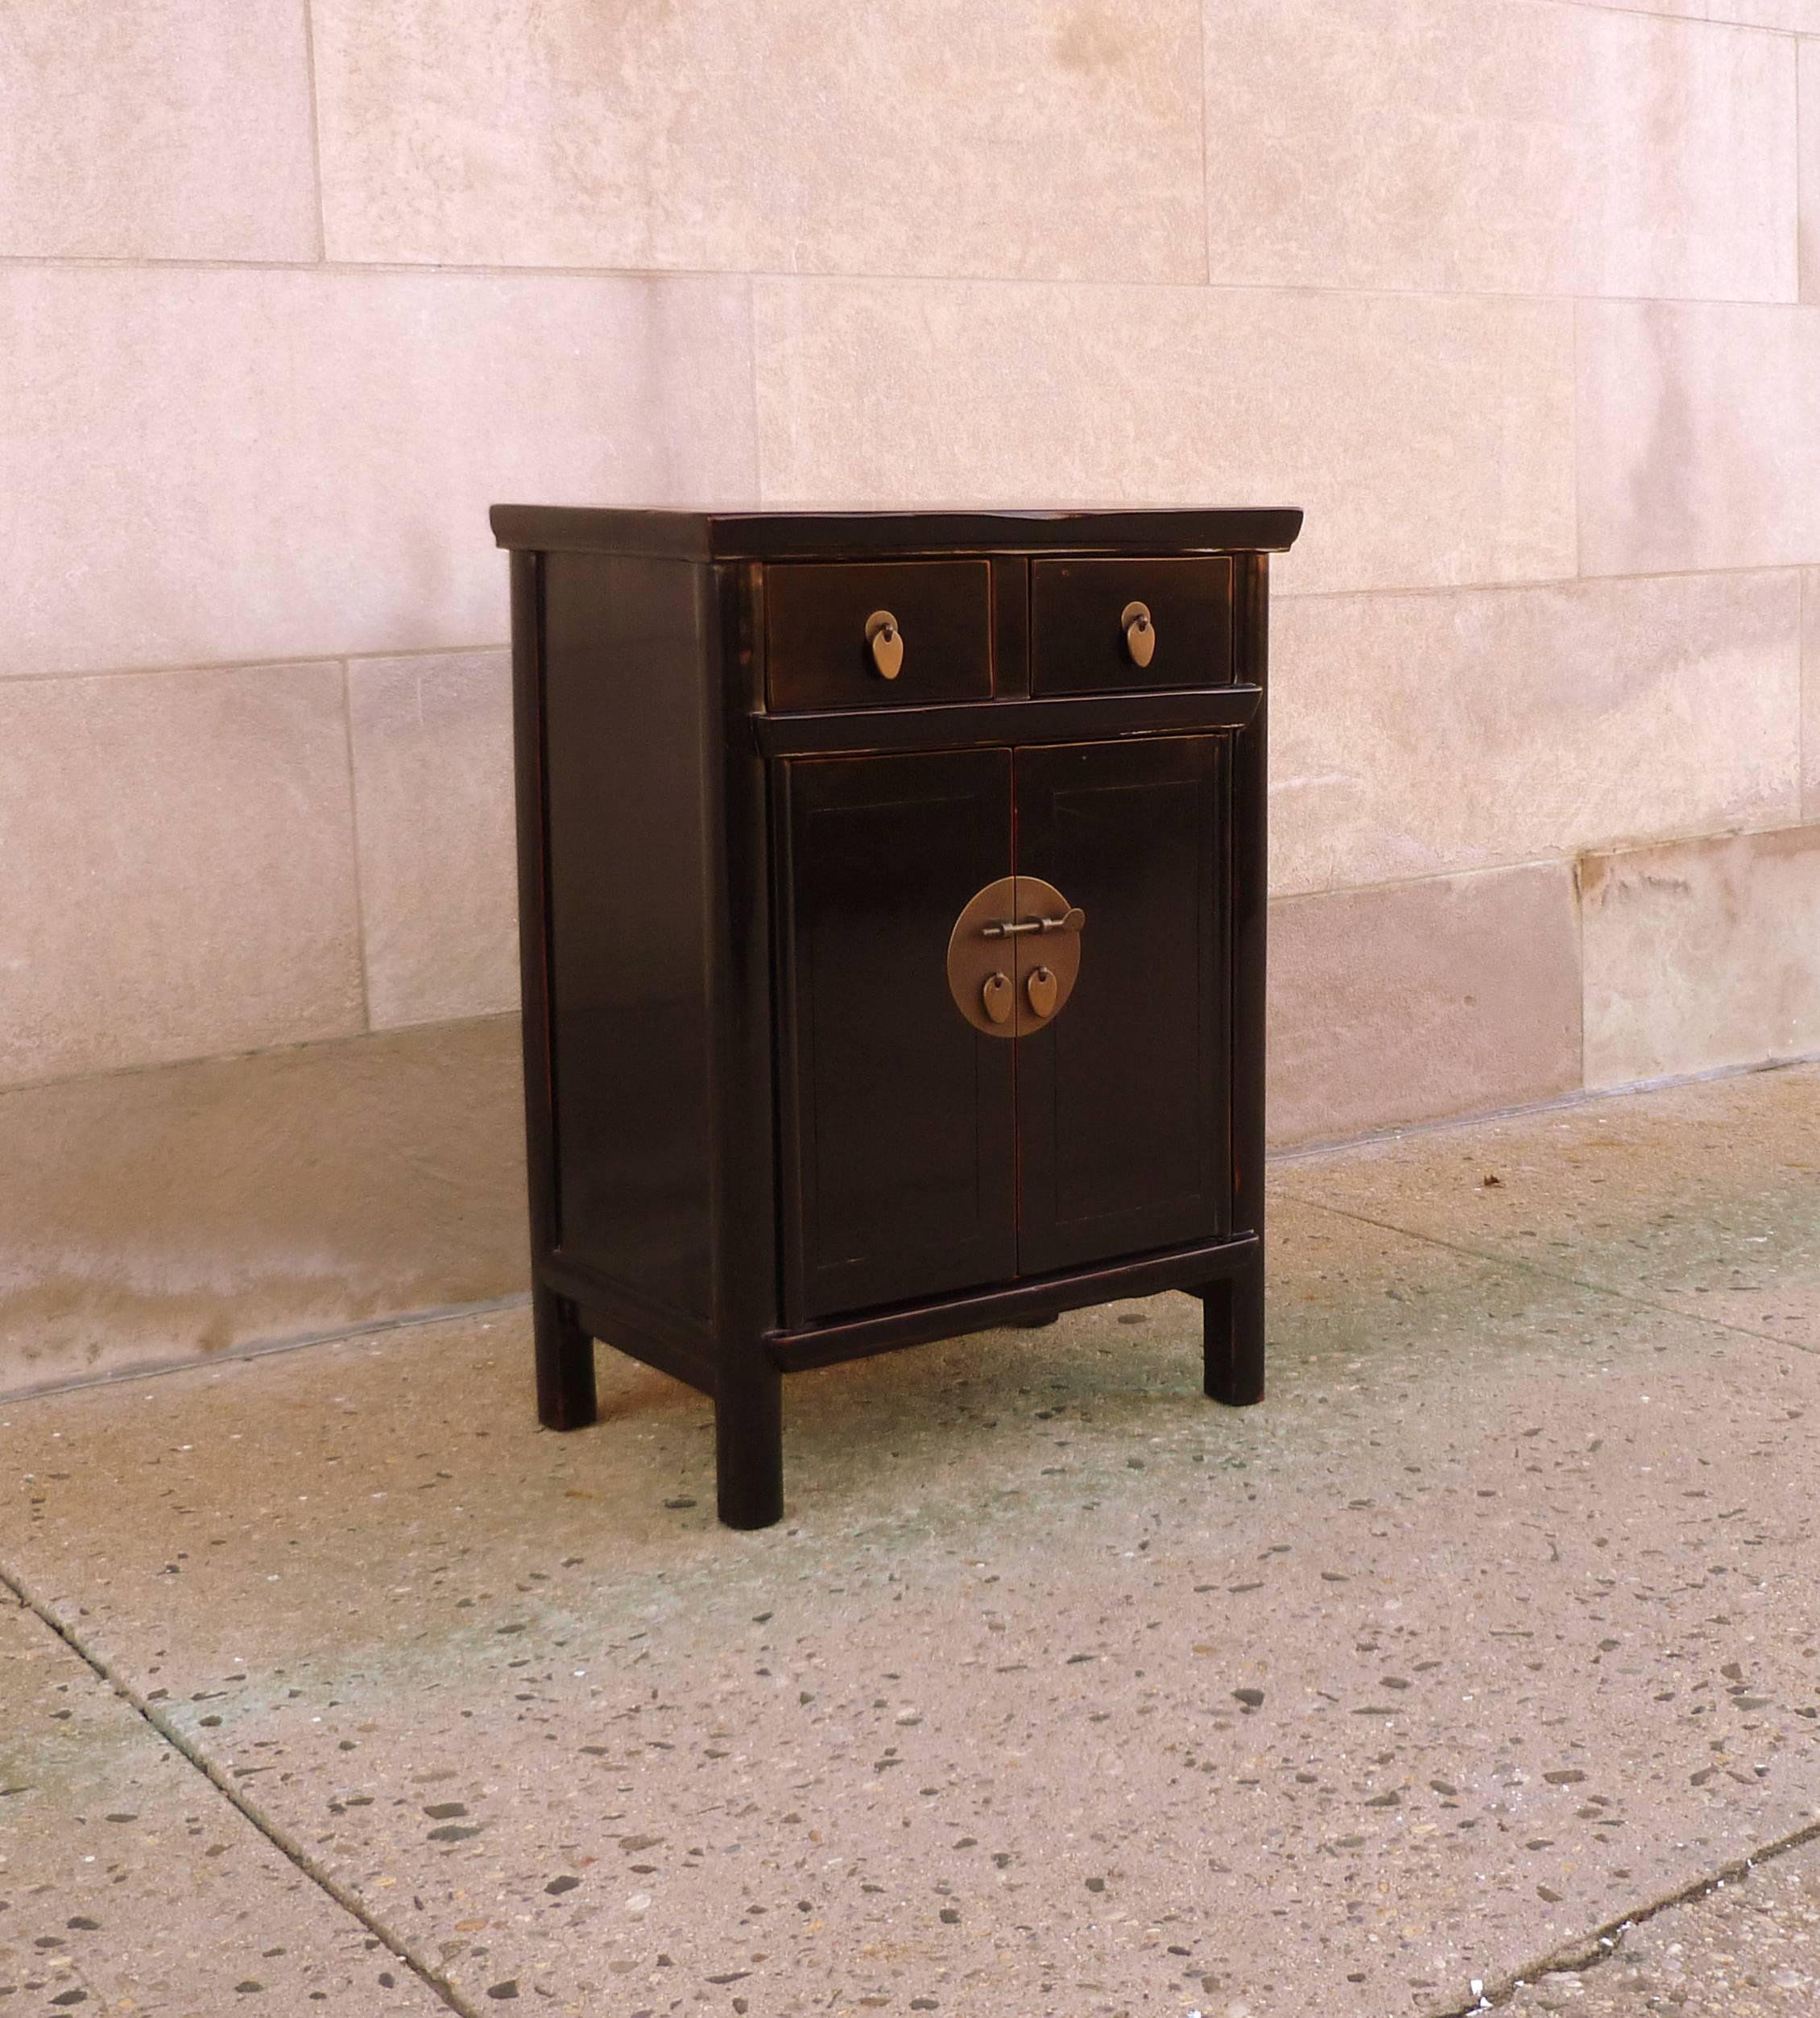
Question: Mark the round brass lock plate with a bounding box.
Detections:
[945,875,1083,1037]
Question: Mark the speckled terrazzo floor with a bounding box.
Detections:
[3,1061,1818,2018]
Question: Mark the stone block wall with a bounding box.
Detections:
[5,0,1817,1390]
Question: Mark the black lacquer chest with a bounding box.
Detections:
[491,506,1303,1527]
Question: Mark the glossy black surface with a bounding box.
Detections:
[1031,556,1235,695]
[770,1231,1260,1372]
[542,553,718,1325]
[493,504,1304,564]
[502,506,1300,1526]
[766,558,994,711]
[1218,552,1272,1408]
[1014,734,1230,1275]
[753,686,1260,759]
[709,558,786,1527]
[510,550,596,1433]
[776,748,1017,1321]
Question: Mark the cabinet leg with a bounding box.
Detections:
[534,1284,597,1431]
[715,1356,784,1531]
[1202,1264,1265,1408]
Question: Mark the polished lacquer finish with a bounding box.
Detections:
[494,505,1302,1528]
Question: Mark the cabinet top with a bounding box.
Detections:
[490,504,1303,563]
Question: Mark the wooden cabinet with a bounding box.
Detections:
[491,507,1302,1528]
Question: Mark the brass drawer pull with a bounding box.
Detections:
[982,972,1013,1024]
[1025,966,1058,1019]
[864,609,904,680]
[1121,599,1155,668]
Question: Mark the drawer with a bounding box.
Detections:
[1030,556,1233,695]
[766,560,994,712]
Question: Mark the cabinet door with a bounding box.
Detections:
[778,749,1017,1321]
[1014,736,1230,1276]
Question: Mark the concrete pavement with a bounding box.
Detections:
[4,1061,1818,2016]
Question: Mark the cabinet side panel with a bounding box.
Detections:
[510,550,557,1279]
[542,551,715,1331]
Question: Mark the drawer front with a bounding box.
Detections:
[1030,556,1233,695]
[766,560,994,712]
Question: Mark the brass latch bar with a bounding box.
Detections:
[982,907,1086,941]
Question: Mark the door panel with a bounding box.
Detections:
[779,748,1016,1321]
[1014,736,1230,1275]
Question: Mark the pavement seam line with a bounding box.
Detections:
[0,1561,485,2018]
[1,1290,532,1406]
[1429,1809,1820,2016]
[1264,1057,1820,1168]
[1274,1188,1818,1359]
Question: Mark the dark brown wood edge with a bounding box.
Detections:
[1214,730,1238,1232]
[705,559,779,1354]
[544,1253,713,1354]
[990,554,1031,697]
[511,551,598,1431]
[1206,550,1270,1408]
[573,1310,716,1398]
[1231,554,1268,1243]
[755,686,1260,759]
[743,560,769,717]
[541,1270,718,1396]
[491,507,1305,564]
[766,1232,1260,1372]
[769,755,809,1329]
[706,562,785,1524]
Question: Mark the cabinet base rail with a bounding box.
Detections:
[767,1230,1259,1371]
[532,1233,1264,1528]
